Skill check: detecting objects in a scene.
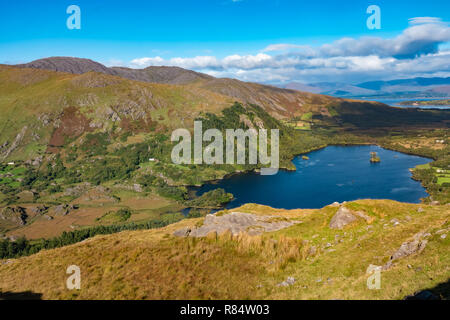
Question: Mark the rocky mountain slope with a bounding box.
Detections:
[14,57,338,118]
[2,57,448,163]
[16,57,213,84]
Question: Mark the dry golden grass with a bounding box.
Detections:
[0,200,449,300]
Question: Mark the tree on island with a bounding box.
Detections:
[370,152,381,163]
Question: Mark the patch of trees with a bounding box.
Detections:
[187,188,233,208]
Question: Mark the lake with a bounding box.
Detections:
[194,145,431,210]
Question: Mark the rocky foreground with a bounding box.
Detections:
[0,200,448,300]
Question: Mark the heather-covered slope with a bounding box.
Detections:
[3,59,449,162]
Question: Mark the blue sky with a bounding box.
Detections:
[1,0,449,83]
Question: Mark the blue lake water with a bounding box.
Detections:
[194,145,431,210]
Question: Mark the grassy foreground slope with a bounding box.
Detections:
[0,200,448,300]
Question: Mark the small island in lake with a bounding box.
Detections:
[302,155,309,160]
[370,152,381,163]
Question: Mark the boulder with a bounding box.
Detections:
[28,205,48,216]
[329,207,357,229]
[383,232,430,270]
[173,212,300,237]
[173,227,191,237]
[0,206,28,225]
[52,204,78,216]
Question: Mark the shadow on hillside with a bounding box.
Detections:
[404,278,449,300]
[0,291,42,300]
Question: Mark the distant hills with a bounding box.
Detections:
[284,77,450,98]
[1,56,446,162]
[17,57,214,85]
[16,57,450,99]
[11,56,345,121]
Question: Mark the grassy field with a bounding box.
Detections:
[0,200,448,300]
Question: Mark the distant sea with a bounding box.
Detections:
[356,97,450,109]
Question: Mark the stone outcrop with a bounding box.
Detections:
[50,204,79,216]
[329,207,357,229]
[0,206,28,226]
[173,212,300,238]
[383,232,430,270]
[329,206,373,229]
[64,182,92,197]
[78,186,117,202]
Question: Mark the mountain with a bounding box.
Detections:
[0,57,448,301]
[284,81,380,97]
[17,57,115,76]
[284,77,450,98]
[427,85,450,96]
[110,66,214,84]
[284,82,323,94]
[1,57,448,163]
[17,57,213,85]
[13,56,338,118]
[358,77,450,91]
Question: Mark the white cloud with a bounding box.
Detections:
[262,44,314,53]
[130,56,165,67]
[408,17,445,26]
[126,17,450,83]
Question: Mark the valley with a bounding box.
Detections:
[0,57,449,300]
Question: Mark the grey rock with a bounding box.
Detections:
[277,277,295,287]
[174,212,300,238]
[329,207,357,229]
[52,204,78,216]
[173,227,191,237]
[133,184,143,193]
[355,211,372,222]
[383,232,430,270]
[0,206,28,225]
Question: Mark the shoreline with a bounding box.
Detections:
[186,143,434,211]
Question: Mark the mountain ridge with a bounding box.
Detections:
[17,57,215,85]
[284,77,450,98]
